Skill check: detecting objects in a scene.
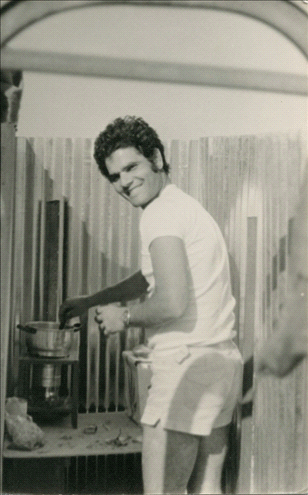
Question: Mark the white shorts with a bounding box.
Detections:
[141,340,243,436]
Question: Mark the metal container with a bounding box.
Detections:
[21,321,79,357]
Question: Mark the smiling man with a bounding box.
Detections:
[59,116,243,494]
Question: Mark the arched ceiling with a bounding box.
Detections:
[1,1,307,94]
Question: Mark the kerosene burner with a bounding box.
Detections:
[18,320,80,427]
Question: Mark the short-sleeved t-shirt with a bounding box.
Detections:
[140,184,236,350]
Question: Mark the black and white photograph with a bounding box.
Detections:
[1,1,307,494]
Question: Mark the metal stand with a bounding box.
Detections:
[18,350,79,428]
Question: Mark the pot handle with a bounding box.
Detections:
[17,324,37,334]
[61,316,81,332]
[73,323,81,332]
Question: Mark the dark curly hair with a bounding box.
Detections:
[93,116,170,179]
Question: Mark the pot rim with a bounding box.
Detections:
[25,321,74,331]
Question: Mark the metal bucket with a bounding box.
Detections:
[20,321,79,357]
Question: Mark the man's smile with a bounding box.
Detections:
[125,183,143,196]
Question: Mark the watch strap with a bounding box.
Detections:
[122,308,131,328]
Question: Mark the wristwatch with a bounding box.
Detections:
[122,308,131,328]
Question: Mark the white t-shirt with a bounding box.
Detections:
[140,184,236,350]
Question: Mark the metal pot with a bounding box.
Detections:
[19,320,80,357]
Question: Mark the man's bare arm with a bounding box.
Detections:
[95,236,190,334]
[128,236,189,327]
[256,173,308,376]
[59,270,148,328]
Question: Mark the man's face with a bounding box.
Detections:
[105,147,164,208]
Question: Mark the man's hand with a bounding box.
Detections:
[59,296,90,329]
[95,304,126,335]
[256,330,306,377]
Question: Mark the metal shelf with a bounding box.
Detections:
[3,412,142,459]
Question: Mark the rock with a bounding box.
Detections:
[5,412,44,450]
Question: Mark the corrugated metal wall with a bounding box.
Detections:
[8,132,307,493]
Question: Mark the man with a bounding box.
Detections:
[59,116,243,494]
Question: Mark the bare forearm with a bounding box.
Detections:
[88,270,148,307]
[282,173,307,339]
[256,175,308,376]
[95,237,190,335]
[59,270,149,326]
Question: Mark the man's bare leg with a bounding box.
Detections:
[142,421,199,494]
[188,425,229,494]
